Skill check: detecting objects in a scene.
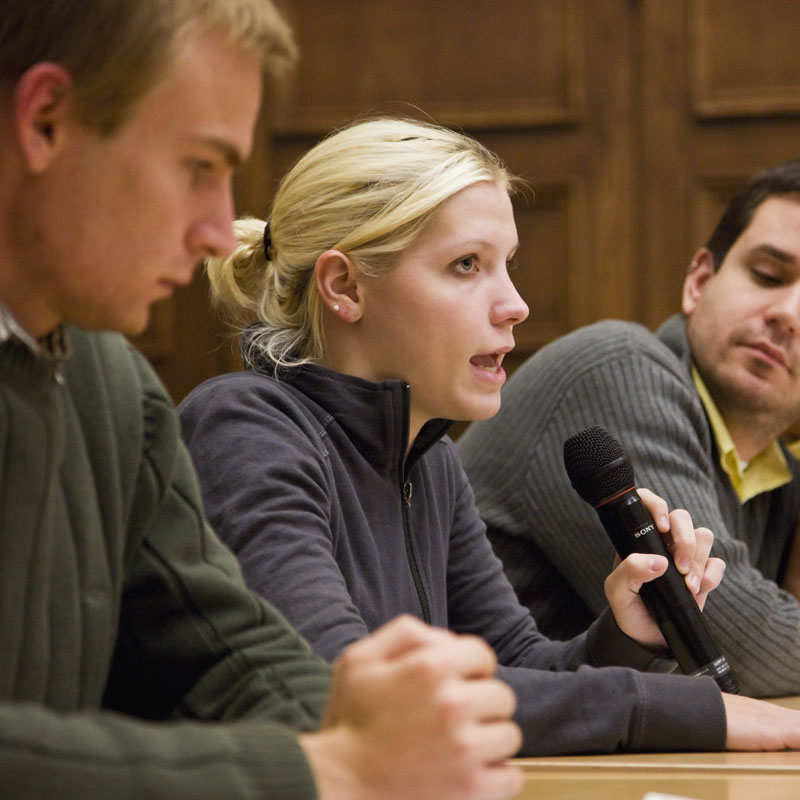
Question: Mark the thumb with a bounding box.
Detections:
[609,553,668,599]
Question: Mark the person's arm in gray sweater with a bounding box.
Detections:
[442,440,727,755]
[459,320,800,697]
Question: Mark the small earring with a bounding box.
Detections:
[332,304,340,312]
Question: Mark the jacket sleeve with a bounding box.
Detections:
[0,336,327,800]
[178,374,373,663]
[0,706,318,800]
[442,441,726,755]
[460,320,800,697]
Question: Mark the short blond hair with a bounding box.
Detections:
[207,117,518,368]
[0,0,296,134]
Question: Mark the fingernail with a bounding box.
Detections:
[677,558,691,574]
[688,574,700,592]
[650,557,662,571]
[659,515,669,530]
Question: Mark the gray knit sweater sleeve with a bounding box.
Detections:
[458,318,800,697]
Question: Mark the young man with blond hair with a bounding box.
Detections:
[0,2,523,797]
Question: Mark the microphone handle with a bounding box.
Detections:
[596,489,740,694]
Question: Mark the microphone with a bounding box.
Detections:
[563,425,740,694]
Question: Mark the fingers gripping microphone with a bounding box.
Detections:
[563,426,740,694]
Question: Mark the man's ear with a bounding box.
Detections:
[314,250,364,322]
[13,63,74,174]
[682,247,715,316]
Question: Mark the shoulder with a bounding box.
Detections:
[459,318,698,462]
[179,368,311,424]
[64,327,151,394]
[527,319,672,369]
[505,319,688,398]
[178,368,331,460]
[63,327,174,422]
[62,328,182,496]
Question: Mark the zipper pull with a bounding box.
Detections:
[403,481,413,507]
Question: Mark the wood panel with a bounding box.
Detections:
[691,174,749,259]
[692,0,800,118]
[136,0,800,403]
[640,0,800,328]
[273,0,585,133]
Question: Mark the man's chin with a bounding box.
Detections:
[729,376,796,416]
[71,306,151,338]
[121,311,153,339]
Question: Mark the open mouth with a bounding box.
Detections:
[469,353,503,373]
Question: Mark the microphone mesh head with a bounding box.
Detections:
[563,426,634,506]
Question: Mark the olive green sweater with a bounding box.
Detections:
[0,328,329,798]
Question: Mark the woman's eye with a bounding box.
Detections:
[454,256,477,274]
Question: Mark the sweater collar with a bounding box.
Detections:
[0,302,71,360]
[655,313,690,366]
[244,335,453,474]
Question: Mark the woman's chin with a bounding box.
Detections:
[456,398,503,423]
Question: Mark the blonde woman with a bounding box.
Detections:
[180,117,800,757]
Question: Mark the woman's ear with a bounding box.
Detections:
[682,247,715,316]
[314,250,364,322]
[13,63,73,174]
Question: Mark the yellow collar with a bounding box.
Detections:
[692,365,796,503]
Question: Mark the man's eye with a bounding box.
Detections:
[188,160,215,182]
[752,269,782,286]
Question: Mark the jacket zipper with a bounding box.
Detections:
[399,385,431,624]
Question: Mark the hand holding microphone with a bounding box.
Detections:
[563,425,740,694]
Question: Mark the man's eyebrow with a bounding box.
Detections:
[748,243,797,264]
[197,136,246,169]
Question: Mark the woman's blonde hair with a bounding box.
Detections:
[207,116,518,368]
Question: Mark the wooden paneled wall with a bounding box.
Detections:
[133,0,800,402]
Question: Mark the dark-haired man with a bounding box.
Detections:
[459,160,800,698]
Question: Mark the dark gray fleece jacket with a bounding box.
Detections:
[179,349,727,756]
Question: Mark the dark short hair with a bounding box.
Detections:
[706,160,800,270]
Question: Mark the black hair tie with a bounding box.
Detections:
[263,221,272,262]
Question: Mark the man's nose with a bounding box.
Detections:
[188,188,237,260]
[767,284,800,336]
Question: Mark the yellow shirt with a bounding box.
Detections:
[692,365,800,504]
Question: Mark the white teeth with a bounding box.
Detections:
[471,354,501,372]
